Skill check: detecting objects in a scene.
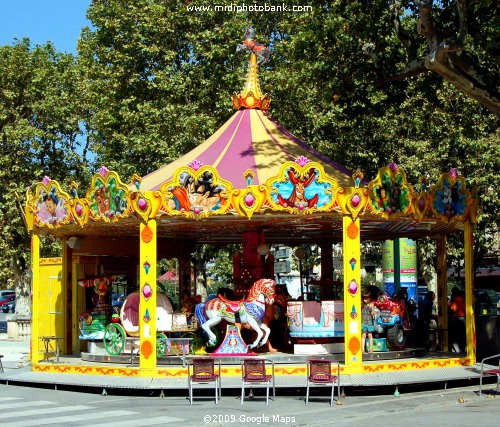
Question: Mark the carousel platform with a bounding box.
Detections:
[79,345,425,365]
[1,351,497,394]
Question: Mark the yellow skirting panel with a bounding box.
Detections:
[32,358,471,378]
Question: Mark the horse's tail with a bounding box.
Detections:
[195,302,207,326]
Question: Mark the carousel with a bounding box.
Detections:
[21,30,478,382]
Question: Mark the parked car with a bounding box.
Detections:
[0,294,15,308]
[2,300,15,313]
[0,290,15,299]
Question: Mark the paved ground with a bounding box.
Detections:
[0,381,499,426]
[0,335,30,368]
[1,336,499,426]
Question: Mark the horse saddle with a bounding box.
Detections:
[218,294,243,313]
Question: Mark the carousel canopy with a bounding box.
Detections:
[140,51,353,191]
[139,108,354,191]
[23,40,477,247]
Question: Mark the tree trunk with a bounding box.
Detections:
[14,269,31,317]
[425,48,500,117]
[416,2,500,117]
[418,241,437,293]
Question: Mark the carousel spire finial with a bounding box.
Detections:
[232,26,271,111]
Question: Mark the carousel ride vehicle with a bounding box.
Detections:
[21,28,479,383]
[195,278,275,350]
[104,291,197,358]
[371,290,406,349]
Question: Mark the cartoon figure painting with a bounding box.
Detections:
[168,170,226,213]
[36,186,68,225]
[89,177,127,219]
[433,178,467,219]
[95,186,111,215]
[276,167,319,209]
[267,159,337,212]
[375,182,402,214]
[376,186,390,212]
[371,170,409,216]
[389,183,402,212]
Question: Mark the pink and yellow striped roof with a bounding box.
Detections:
[140,109,353,190]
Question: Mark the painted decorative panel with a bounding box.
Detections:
[32,177,71,227]
[266,157,338,214]
[368,163,413,218]
[430,170,471,222]
[86,168,130,222]
[161,163,233,218]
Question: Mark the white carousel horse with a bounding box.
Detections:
[195,278,276,349]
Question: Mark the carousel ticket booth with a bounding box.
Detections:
[22,44,479,384]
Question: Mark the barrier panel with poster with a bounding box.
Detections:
[399,238,417,302]
[383,239,417,302]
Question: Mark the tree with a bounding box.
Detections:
[390,1,499,116]
[192,244,238,293]
[77,0,250,179]
[0,39,88,310]
[77,0,498,271]
[1,1,496,304]
[207,244,240,288]
[268,1,498,269]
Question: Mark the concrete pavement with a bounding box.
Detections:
[1,334,499,426]
[0,334,30,370]
[0,380,499,427]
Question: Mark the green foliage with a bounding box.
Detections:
[0,1,497,291]
[362,272,382,291]
[0,39,89,287]
[157,280,180,309]
[207,245,238,288]
[193,244,238,290]
[77,0,248,178]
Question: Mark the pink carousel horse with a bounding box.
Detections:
[195,278,276,349]
[236,26,271,64]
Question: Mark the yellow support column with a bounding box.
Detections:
[139,218,157,371]
[61,238,68,355]
[464,221,475,364]
[436,235,448,351]
[336,170,367,371]
[31,231,41,363]
[71,256,80,354]
[342,215,362,368]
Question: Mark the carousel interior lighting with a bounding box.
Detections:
[67,236,83,249]
[295,247,306,259]
[257,243,270,256]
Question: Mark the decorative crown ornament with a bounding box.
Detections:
[232,27,271,110]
